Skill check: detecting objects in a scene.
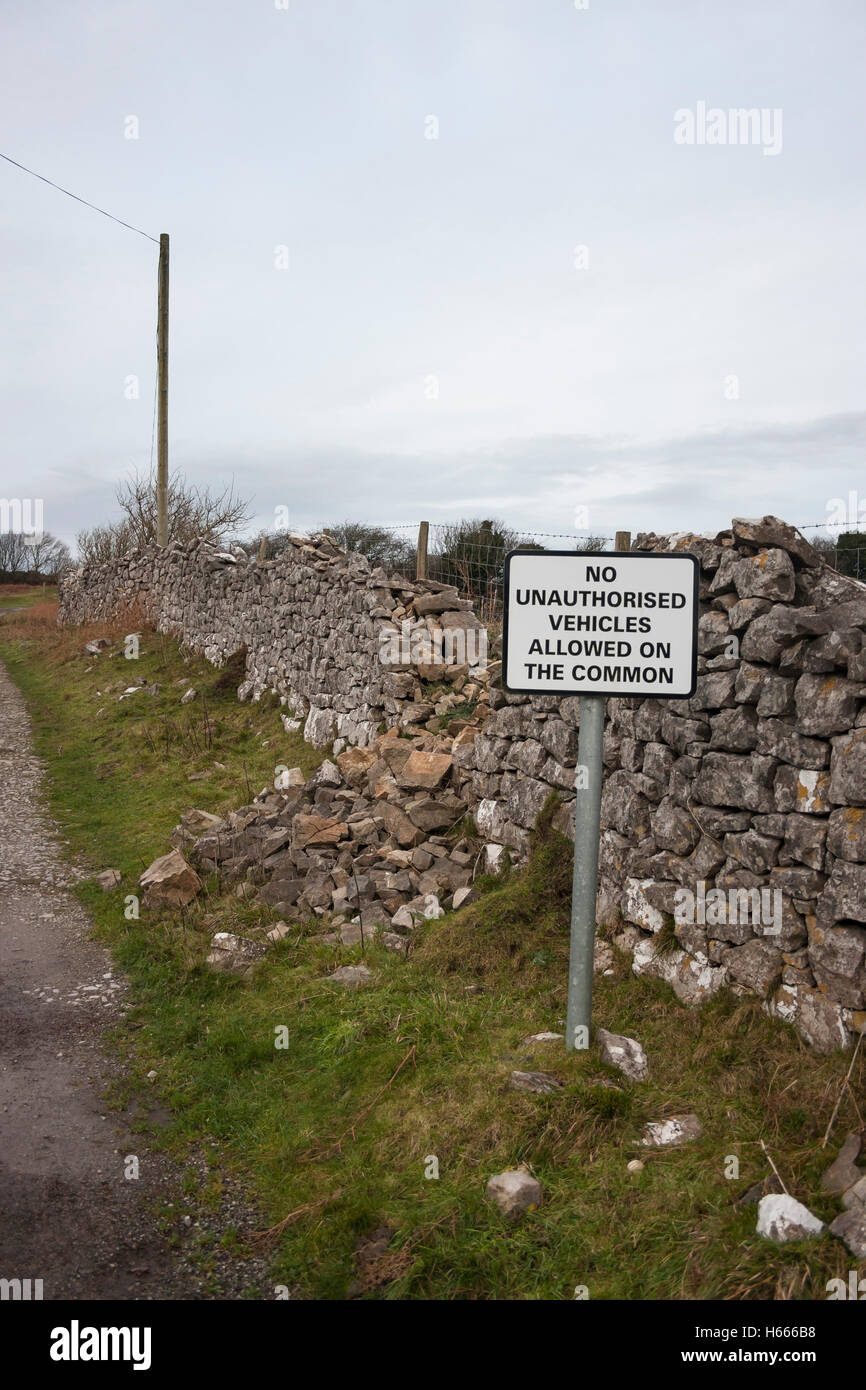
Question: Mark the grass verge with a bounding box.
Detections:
[0,601,863,1300]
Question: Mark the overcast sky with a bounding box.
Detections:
[1,0,864,553]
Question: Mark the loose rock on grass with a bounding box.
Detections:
[205,932,270,977]
[828,1206,866,1258]
[756,1194,824,1243]
[508,1070,562,1094]
[820,1132,863,1194]
[329,964,374,988]
[486,1169,543,1218]
[596,1027,648,1082]
[641,1114,703,1148]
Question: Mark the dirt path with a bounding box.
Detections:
[0,659,269,1300]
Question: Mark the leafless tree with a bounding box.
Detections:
[323,522,415,571]
[0,529,29,575]
[25,532,72,578]
[76,469,252,563]
[76,520,134,567]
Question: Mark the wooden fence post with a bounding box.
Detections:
[416,521,429,580]
[614,530,631,552]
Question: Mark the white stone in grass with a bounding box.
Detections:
[641,1114,702,1147]
[597,1027,649,1082]
[276,766,304,789]
[756,1194,824,1243]
[486,1169,542,1218]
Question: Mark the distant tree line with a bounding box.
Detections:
[0,530,70,583]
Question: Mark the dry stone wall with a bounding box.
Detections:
[57,534,491,748]
[454,517,866,1053]
[59,517,866,1050]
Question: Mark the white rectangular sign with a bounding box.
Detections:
[502,550,699,697]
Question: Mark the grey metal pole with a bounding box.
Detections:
[565,693,605,1051]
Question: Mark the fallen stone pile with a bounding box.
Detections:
[155,725,506,950]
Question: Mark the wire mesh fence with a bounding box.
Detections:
[827,545,866,580]
[344,522,615,625]
[794,523,866,583]
[306,521,866,625]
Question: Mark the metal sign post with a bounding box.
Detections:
[501,547,699,1052]
[565,692,605,1053]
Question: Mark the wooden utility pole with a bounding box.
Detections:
[156,232,169,546]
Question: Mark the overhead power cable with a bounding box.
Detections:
[0,151,159,243]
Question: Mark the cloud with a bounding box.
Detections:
[134,408,863,551]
